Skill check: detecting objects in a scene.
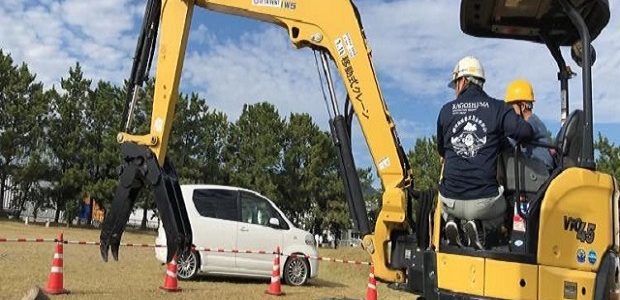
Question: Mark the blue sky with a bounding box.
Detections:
[1,0,618,170]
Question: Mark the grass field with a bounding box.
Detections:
[0,220,417,299]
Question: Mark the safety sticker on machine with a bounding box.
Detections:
[587,249,597,265]
[576,248,586,264]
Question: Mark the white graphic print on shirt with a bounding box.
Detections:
[450,115,488,158]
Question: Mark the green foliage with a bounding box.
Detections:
[11,151,53,217]
[47,63,92,222]
[407,136,441,192]
[168,92,229,184]
[225,102,285,201]
[595,134,620,178]
[0,49,384,233]
[83,80,124,217]
[0,50,50,214]
[358,167,381,229]
[278,113,329,225]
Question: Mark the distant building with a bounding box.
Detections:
[1,176,15,211]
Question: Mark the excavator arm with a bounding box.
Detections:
[101,0,414,283]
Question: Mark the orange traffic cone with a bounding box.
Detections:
[265,246,284,296]
[366,265,377,300]
[159,255,181,292]
[44,232,69,295]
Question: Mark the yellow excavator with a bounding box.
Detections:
[99,0,619,299]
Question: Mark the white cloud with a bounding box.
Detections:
[60,0,138,43]
[0,0,140,87]
[182,27,333,125]
[392,118,434,141]
[358,0,620,125]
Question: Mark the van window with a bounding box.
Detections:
[193,189,238,221]
[240,192,289,229]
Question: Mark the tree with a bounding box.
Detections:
[82,80,124,224]
[225,102,285,201]
[407,136,441,192]
[11,151,53,219]
[0,50,49,213]
[595,134,620,178]
[168,93,205,182]
[277,113,324,225]
[358,167,381,229]
[168,93,229,184]
[196,106,229,184]
[47,63,92,223]
[308,165,376,238]
[303,128,376,235]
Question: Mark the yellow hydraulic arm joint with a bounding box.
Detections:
[121,0,411,282]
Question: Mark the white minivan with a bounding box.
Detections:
[155,184,319,286]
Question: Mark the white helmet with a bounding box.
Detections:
[448,56,485,89]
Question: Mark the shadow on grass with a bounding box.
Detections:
[186,275,347,288]
[191,274,268,284]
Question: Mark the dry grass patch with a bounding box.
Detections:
[0,220,416,299]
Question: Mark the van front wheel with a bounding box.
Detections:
[176,250,200,280]
[283,255,309,286]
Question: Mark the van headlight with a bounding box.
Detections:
[305,234,315,246]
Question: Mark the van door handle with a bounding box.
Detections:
[240,227,249,232]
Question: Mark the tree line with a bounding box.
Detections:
[1,49,619,233]
[0,50,378,233]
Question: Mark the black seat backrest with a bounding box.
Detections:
[503,154,550,194]
[555,110,584,169]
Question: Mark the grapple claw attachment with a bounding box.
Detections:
[100,143,192,263]
[100,240,109,263]
[100,239,120,262]
[111,243,120,261]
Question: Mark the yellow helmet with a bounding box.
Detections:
[505,79,534,103]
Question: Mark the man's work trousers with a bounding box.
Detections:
[440,186,506,230]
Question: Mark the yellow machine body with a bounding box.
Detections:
[431,168,618,299]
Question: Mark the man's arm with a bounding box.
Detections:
[501,105,534,142]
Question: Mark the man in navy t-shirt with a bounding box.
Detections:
[437,56,534,249]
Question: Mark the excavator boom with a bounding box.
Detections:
[101,0,414,283]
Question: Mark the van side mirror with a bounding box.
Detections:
[268,217,280,228]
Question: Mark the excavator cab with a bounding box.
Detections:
[459,0,606,252]
[413,0,619,299]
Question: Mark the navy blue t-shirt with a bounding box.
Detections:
[437,85,533,200]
